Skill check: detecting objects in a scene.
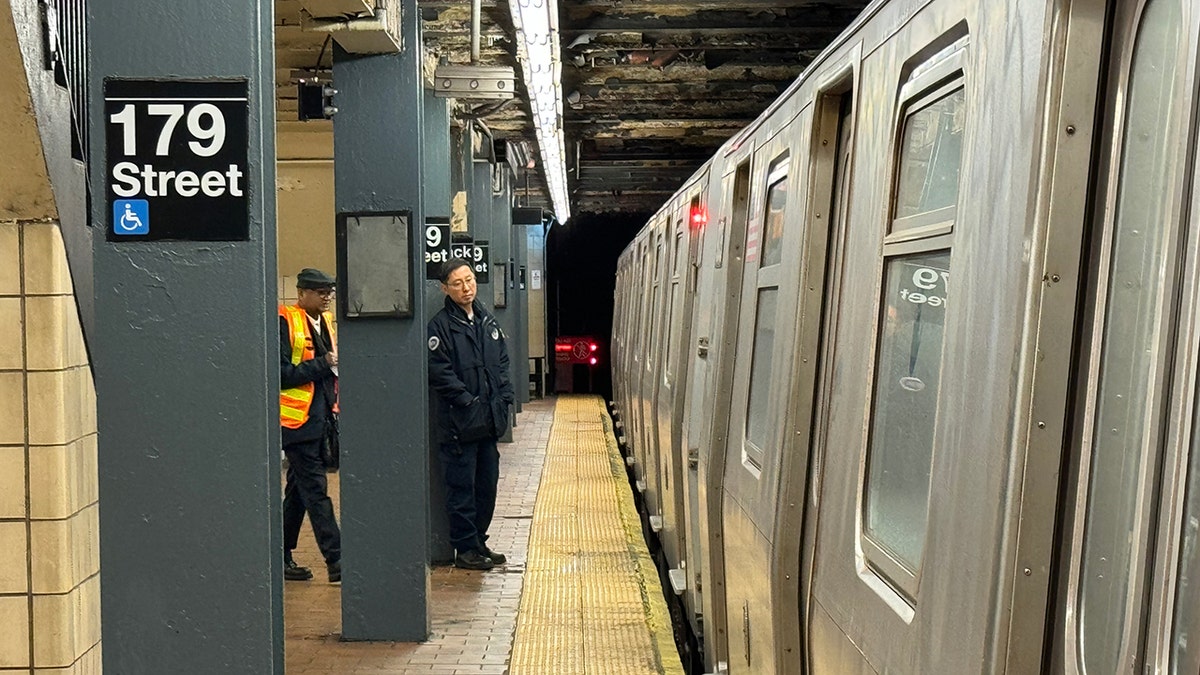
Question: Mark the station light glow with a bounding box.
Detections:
[509,0,571,224]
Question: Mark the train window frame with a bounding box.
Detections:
[742,151,792,473]
[757,156,791,270]
[648,230,665,371]
[886,40,968,241]
[859,47,968,601]
[665,216,686,385]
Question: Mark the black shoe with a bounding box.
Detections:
[285,559,313,581]
[480,544,506,565]
[454,550,495,570]
[327,560,341,584]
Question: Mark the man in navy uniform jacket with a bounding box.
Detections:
[427,258,514,570]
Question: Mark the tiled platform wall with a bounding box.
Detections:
[0,222,101,674]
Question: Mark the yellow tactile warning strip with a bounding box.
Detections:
[510,395,685,675]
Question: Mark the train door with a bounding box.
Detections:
[630,237,650,471]
[1049,1,1200,672]
[686,155,753,673]
[655,197,695,575]
[781,66,858,671]
[804,4,1050,669]
[638,222,667,517]
[669,191,706,630]
[721,121,810,672]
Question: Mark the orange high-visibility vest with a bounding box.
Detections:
[280,305,338,429]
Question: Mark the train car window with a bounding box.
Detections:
[861,41,967,587]
[864,250,949,568]
[1075,0,1184,670]
[891,86,965,232]
[635,245,649,355]
[666,222,685,381]
[759,159,790,268]
[745,287,779,465]
[649,237,664,367]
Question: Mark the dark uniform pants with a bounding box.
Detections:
[283,437,342,564]
[439,439,499,554]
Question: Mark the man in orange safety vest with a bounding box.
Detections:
[280,268,342,583]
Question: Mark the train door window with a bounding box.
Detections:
[1072,0,1187,671]
[862,38,967,591]
[666,218,685,382]
[759,163,790,268]
[744,155,790,470]
[636,245,649,356]
[649,234,664,368]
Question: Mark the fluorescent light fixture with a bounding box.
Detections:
[509,0,571,224]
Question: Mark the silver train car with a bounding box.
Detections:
[610,0,1200,672]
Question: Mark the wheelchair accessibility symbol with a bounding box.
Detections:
[113,200,149,235]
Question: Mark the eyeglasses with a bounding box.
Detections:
[446,277,477,290]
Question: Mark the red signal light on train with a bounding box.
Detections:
[590,357,598,366]
[589,343,598,352]
[690,207,708,229]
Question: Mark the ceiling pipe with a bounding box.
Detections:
[470,0,481,64]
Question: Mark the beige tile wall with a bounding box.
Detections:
[0,221,101,674]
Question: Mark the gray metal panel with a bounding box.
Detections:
[423,90,454,564]
[332,0,430,640]
[88,0,283,671]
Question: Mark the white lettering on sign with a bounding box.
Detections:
[110,162,244,199]
[425,225,443,249]
[107,100,239,200]
[110,103,228,158]
[899,266,949,308]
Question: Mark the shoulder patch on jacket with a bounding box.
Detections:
[428,336,440,351]
[490,327,500,340]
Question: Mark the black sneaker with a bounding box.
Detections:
[454,550,495,570]
[327,560,341,584]
[480,544,506,565]
[285,559,313,581]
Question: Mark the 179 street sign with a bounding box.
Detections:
[105,79,250,241]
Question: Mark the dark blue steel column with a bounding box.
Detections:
[88,1,282,672]
[422,91,454,563]
[333,0,430,640]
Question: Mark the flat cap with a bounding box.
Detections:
[296,268,336,289]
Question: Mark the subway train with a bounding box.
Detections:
[609,0,1200,672]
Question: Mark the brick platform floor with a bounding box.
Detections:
[284,398,556,674]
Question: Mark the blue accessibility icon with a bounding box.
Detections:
[113,199,149,235]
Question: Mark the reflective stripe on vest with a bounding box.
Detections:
[279,305,338,429]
